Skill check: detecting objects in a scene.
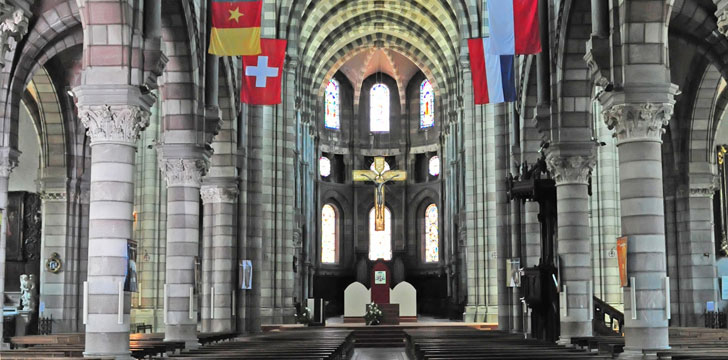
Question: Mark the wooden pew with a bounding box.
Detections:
[10,333,84,348]
[169,328,353,360]
[405,327,611,360]
[569,327,728,359]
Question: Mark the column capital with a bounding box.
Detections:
[39,191,67,201]
[679,176,720,199]
[601,102,673,144]
[200,185,238,204]
[159,158,209,188]
[545,150,596,185]
[0,5,28,67]
[77,104,150,146]
[689,185,718,198]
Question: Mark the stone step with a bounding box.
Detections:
[352,328,406,349]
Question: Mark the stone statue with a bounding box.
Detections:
[19,274,37,312]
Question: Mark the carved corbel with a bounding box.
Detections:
[0,147,18,178]
[0,5,28,67]
[718,9,728,38]
[143,50,168,91]
[204,106,223,145]
[584,36,612,89]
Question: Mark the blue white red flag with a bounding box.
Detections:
[487,0,541,55]
[467,37,516,105]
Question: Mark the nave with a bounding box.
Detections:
[3,0,728,359]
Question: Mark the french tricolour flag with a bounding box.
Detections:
[467,37,516,105]
[487,0,541,55]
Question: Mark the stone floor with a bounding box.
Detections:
[352,348,410,360]
[326,314,455,324]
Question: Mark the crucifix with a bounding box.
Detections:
[353,157,407,231]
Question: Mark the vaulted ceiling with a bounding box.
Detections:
[286,0,474,107]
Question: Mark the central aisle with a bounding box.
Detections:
[352,347,409,360]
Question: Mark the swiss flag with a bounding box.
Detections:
[241,39,287,105]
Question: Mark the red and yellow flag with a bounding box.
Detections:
[209,0,262,56]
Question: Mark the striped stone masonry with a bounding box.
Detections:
[546,148,596,343]
[77,101,150,359]
[0,148,17,348]
[200,184,238,333]
[158,156,208,347]
[37,188,74,333]
[675,181,719,326]
[601,98,675,352]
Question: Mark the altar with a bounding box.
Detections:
[343,261,417,323]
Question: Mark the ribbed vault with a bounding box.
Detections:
[288,0,468,123]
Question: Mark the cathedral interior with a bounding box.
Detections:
[1,0,728,359]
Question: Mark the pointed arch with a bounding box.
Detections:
[424,203,439,262]
[369,206,392,260]
[420,79,434,128]
[370,83,390,132]
[325,78,340,130]
[321,203,339,263]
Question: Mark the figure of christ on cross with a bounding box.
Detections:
[353,157,407,231]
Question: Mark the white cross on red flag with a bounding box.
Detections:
[241,39,287,105]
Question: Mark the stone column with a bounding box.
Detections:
[546,147,596,343]
[37,187,71,331]
[601,92,676,353]
[158,154,208,347]
[201,184,238,332]
[0,3,28,348]
[676,182,719,326]
[494,103,510,330]
[0,149,17,348]
[200,201,213,332]
[74,86,153,359]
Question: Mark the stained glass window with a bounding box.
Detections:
[425,204,439,262]
[325,79,340,130]
[370,83,390,132]
[369,207,392,260]
[420,79,434,128]
[428,156,440,176]
[321,204,337,263]
[319,156,331,177]
[370,159,390,173]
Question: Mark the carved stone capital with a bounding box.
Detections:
[689,186,717,198]
[0,5,28,67]
[545,152,596,185]
[159,158,209,187]
[39,191,67,201]
[200,185,238,204]
[602,102,673,144]
[78,104,150,145]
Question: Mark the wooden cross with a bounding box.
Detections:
[353,157,407,231]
